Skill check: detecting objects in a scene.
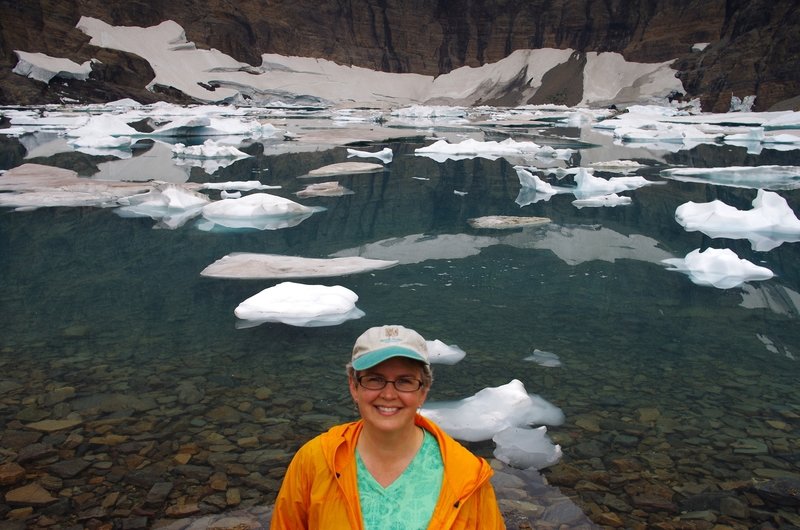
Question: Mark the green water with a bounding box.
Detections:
[1,127,798,524]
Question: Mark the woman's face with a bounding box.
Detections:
[349,357,429,434]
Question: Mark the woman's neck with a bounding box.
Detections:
[359,421,422,454]
[356,423,425,487]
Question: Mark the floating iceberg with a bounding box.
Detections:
[492,426,562,470]
[660,165,800,191]
[662,248,774,289]
[415,138,573,163]
[149,116,212,136]
[200,253,397,279]
[306,162,385,177]
[64,114,140,138]
[115,184,210,229]
[234,282,364,328]
[391,105,467,118]
[201,181,280,192]
[514,166,567,196]
[573,168,654,198]
[515,166,653,203]
[420,379,564,442]
[588,160,648,173]
[572,193,632,208]
[425,340,466,365]
[523,349,562,368]
[675,189,800,251]
[346,147,393,164]
[172,140,251,159]
[199,193,323,231]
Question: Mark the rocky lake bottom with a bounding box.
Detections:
[1,324,798,529]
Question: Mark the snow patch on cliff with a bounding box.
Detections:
[13,51,94,83]
[10,16,687,108]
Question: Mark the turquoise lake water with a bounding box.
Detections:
[1,109,798,525]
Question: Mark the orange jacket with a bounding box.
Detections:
[270,414,506,529]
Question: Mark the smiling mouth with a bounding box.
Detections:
[376,406,400,414]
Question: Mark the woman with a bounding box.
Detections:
[270,324,506,529]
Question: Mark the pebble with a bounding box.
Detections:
[0,462,26,486]
[5,482,58,505]
[0,348,796,530]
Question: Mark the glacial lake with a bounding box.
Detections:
[1,105,799,527]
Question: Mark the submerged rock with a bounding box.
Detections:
[753,477,800,506]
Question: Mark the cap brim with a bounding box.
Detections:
[352,346,428,370]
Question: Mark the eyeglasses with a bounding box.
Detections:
[357,375,423,392]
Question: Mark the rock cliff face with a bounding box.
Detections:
[0,0,797,110]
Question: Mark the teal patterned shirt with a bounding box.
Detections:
[356,429,444,530]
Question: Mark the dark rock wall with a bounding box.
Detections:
[0,0,797,110]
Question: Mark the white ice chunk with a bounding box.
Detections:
[104,98,142,109]
[200,192,323,231]
[346,147,393,163]
[492,426,562,470]
[306,162,385,177]
[200,253,397,279]
[172,140,251,159]
[420,379,564,442]
[573,167,654,199]
[391,105,467,118]
[523,349,562,368]
[724,127,764,143]
[65,114,140,138]
[514,166,565,196]
[588,160,647,173]
[730,95,756,112]
[572,193,632,208]
[204,117,278,139]
[763,133,800,145]
[764,112,800,128]
[662,248,774,289]
[660,165,800,190]
[234,282,364,328]
[149,116,212,136]
[201,181,280,191]
[115,184,210,229]
[415,138,573,163]
[425,340,466,365]
[675,189,800,250]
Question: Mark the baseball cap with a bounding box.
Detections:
[351,325,429,370]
